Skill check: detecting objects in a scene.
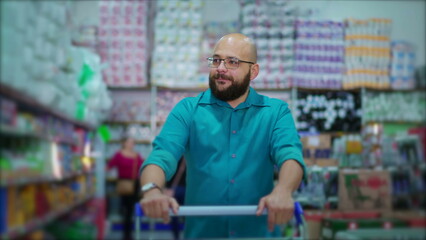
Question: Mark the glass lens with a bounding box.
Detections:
[225,58,239,69]
[212,58,221,67]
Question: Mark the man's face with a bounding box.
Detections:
[208,40,253,101]
[209,69,251,102]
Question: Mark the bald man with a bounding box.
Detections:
[139,33,305,238]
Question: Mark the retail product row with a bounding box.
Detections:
[104,87,425,152]
[0,81,101,239]
[4,1,424,91]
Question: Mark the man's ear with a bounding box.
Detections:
[250,63,259,80]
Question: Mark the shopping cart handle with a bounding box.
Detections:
[135,202,304,218]
[169,205,266,216]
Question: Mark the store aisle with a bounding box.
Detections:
[107,228,180,240]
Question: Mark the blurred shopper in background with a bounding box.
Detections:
[108,137,144,240]
[139,33,305,239]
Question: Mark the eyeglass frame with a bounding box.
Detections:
[206,57,255,69]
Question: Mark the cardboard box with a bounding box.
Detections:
[301,134,332,149]
[381,210,426,227]
[338,169,391,211]
[316,159,338,167]
[305,210,343,239]
[302,147,333,164]
[321,218,408,240]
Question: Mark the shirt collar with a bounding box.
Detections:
[199,87,270,108]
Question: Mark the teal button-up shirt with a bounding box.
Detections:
[142,87,305,238]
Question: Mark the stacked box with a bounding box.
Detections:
[296,91,362,132]
[301,134,333,166]
[322,217,408,240]
[362,91,426,123]
[338,169,392,211]
[98,0,149,87]
[344,18,392,89]
[390,41,416,89]
[151,0,204,88]
[240,0,296,89]
[293,20,345,89]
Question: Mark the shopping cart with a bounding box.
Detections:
[134,202,306,240]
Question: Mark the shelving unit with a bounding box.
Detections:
[108,139,151,145]
[0,170,95,188]
[0,82,97,239]
[0,83,94,130]
[0,194,93,240]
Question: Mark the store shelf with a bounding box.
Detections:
[364,120,425,125]
[108,139,151,144]
[295,196,338,203]
[308,166,339,172]
[107,86,151,91]
[253,87,292,91]
[156,85,208,92]
[0,83,94,130]
[364,87,426,93]
[103,121,152,125]
[0,194,93,240]
[0,170,95,187]
[0,124,79,145]
[297,87,360,92]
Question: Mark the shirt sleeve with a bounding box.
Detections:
[137,154,144,170]
[270,102,307,180]
[140,98,194,181]
[107,152,120,170]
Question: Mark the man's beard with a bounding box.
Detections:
[209,71,251,102]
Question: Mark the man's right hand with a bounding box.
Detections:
[140,188,179,224]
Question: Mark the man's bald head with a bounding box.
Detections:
[214,33,257,63]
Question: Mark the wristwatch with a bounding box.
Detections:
[141,182,161,195]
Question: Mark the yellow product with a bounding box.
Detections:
[21,185,36,223]
[27,230,44,240]
[370,18,392,24]
[43,184,55,212]
[346,140,363,154]
[346,35,389,41]
[347,69,388,76]
[7,187,18,228]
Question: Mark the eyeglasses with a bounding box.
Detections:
[207,57,255,69]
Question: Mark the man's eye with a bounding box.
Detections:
[212,59,221,63]
[228,59,238,65]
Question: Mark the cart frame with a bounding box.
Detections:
[134,202,306,239]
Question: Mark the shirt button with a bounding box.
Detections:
[230,179,235,184]
[232,130,236,134]
[231,154,236,158]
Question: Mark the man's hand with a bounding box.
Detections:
[140,189,179,224]
[256,189,294,232]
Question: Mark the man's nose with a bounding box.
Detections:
[217,60,227,72]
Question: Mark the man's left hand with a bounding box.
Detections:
[256,189,294,232]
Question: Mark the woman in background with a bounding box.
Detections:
[108,137,144,240]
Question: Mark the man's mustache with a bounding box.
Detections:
[214,74,233,82]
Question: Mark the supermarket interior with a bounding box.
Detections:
[0,0,426,239]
